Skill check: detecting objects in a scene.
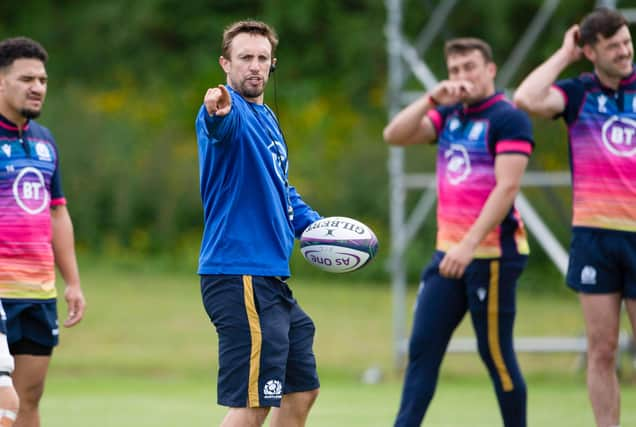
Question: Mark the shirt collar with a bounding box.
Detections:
[593,66,636,91]
[0,113,30,133]
[463,91,505,115]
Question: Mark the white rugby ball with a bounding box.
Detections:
[299,216,379,273]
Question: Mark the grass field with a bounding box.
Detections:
[41,258,635,426]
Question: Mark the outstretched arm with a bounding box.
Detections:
[514,25,582,118]
[439,154,529,278]
[51,205,86,327]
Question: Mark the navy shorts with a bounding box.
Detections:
[2,299,59,348]
[566,228,636,298]
[201,275,320,408]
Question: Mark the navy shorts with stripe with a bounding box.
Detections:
[201,275,320,408]
[2,299,59,348]
[567,227,636,298]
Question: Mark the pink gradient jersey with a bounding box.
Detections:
[0,114,65,300]
[427,93,534,258]
[554,70,636,232]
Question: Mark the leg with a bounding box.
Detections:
[269,292,320,427]
[0,323,18,426]
[626,298,636,387]
[394,259,468,427]
[0,381,18,427]
[11,355,49,427]
[220,407,270,427]
[626,298,636,339]
[269,389,319,427]
[202,276,300,425]
[202,276,288,412]
[580,293,622,427]
[469,259,526,427]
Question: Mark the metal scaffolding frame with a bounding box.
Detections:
[384,0,635,369]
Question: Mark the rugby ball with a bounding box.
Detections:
[299,216,379,273]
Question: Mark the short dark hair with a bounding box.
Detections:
[0,37,48,70]
[579,7,629,46]
[221,20,278,58]
[444,37,494,63]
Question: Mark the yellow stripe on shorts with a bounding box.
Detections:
[243,275,262,407]
[487,260,514,392]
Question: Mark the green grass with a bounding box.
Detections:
[41,260,635,426]
[41,373,636,427]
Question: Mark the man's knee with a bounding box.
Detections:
[222,407,270,427]
[14,380,44,409]
[304,388,319,405]
[587,336,619,368]
[284,388,319,413]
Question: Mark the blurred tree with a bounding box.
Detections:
[0,0,607,283]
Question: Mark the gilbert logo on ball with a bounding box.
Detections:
[300,216,379,273]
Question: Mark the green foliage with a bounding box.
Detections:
[0,1,612,290]
[402,0,596,86]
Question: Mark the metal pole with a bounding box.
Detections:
[414,0,460,54]
[385,0,408,370]
[496,0,560,88]
[515,192,569,276]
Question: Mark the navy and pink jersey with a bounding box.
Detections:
[0,114,65,300]
[554,69,636,232]
[426,93,534,258]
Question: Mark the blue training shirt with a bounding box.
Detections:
[195,85,320,277]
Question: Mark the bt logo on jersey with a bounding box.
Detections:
[601,116,636,157]
[12,167,49,215]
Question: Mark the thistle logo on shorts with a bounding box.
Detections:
[601,116,636,157]
[581,265,597,285]
[263,379,282,400]
[444,144,471,185]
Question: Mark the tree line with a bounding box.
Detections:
[0,0,595,281]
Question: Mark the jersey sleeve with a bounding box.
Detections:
[491,107,534,157]
[289,185,321,238]
[195,87,239,146]
[48,135,66,206]
[425,105,453,139]
[553,77,585,124]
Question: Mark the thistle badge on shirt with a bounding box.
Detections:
[35,142,52,161]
